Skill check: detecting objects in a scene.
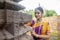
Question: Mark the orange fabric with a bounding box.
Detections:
[26,21,50,35]
[42,22,50,35]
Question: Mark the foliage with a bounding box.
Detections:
[44,10,57,17]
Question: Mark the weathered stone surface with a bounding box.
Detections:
[6,10,32,24]
[0,9,5,29]
[0,0,30,40]
[0,9,4,23]
[5,0,25,11]
[0,0,25,10]
[11,0,22,2]
[3,29,14,39]
[0,30,5,40]
[19,34,34,40]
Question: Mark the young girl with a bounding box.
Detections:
[26,7,50,40]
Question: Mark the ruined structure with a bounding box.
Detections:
[0,0,33,40]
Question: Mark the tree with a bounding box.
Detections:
[44,10,57,17]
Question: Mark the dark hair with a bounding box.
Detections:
[35,7,44,13]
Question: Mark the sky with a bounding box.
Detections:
[18,0,60,15]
